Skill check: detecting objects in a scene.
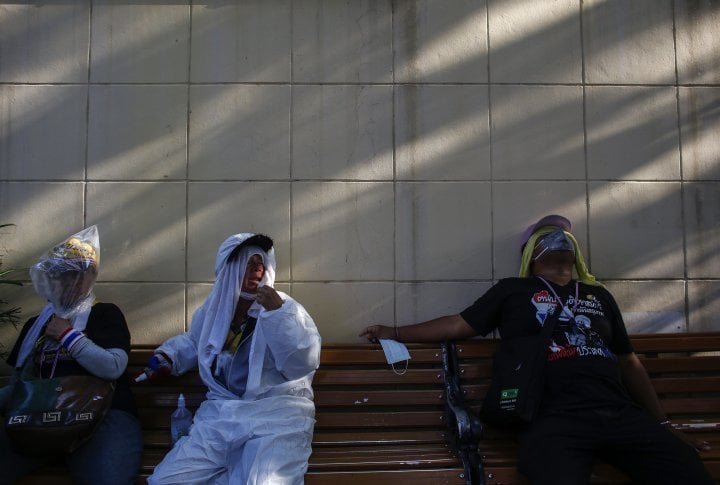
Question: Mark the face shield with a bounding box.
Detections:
[30,226,100,318]
[533,228,575,261]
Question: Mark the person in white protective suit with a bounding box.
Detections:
[143,233,321,485]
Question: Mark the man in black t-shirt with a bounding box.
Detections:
[361,214,713,485]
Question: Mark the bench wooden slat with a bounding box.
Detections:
[310,449,458,470]
[630,333,720,353]
[651,375,720,394]
[314,368,445,385]
[641,356,720,373]
[304,469,467,485]
[312,429,447,446]
[658,397,720,415]
[314,389,446,407]
[319,346,444,365]
[315,411,445,429]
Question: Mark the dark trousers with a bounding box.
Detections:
[517,405,714,485]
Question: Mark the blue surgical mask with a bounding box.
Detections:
[533,229,575,261]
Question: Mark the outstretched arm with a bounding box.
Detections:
[618,352,710,452]
[360,314,477,343]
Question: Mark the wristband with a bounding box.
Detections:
[60,329,85,351]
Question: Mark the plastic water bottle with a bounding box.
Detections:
[170,393,193,445]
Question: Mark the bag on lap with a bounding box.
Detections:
[3,350,115,455]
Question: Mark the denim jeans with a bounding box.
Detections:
[0,409,143,485]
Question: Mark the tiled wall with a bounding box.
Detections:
[1,1,719,352]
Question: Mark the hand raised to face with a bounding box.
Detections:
[254,285,283,311]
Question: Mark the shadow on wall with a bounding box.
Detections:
[0,0,718,343]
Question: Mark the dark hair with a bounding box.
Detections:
[228,234,274,262]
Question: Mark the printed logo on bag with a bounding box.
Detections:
[500,388,519,399]
[76,412,94,421]
[42,411,62,423]
[7,415,30,425]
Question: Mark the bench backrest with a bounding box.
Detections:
[129,343,453,450]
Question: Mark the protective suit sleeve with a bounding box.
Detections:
[70,338,129,380]
[259,296,321,381]
[156,326,201,376]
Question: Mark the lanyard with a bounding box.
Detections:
[536,276,579,320]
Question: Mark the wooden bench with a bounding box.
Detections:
[19,342,476,484]
[17,332,720,484]
[448,332,720,484]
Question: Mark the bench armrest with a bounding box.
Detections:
[442,341,486,485]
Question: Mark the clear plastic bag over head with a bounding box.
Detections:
[30,226,100,319]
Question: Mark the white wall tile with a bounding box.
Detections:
[292,282,394,343]
[489,0,581,83]
[491,85,585,180]
[292,85,393,180]
[187,182,291,282]
[396,182,492,280]
[292,182,394,280]
[189,85,290,180]
[675,0,720,85]
[395,85,490,180]
[86,182,187,281]
[90,2,190,83]
[0,182,85,270]
[586,87,680,180]
[394,0,488,83]
[396,282,493,325]
[603,280,686,333]
[293,0,392,83]
[679,87,720,181]
[583,0,676,84]
[589,182,683,279]
[0,3,89,83]
[97,283,185,346]
[88,85,187,180]
[0,85,87,180]
[684,183,720,278]
[688,280,720,332]
[191,1,290,83]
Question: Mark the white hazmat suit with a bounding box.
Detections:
[148,233,321,485]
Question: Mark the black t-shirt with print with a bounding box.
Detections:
[460,277,635,414]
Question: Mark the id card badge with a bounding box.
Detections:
[379,338,411,375]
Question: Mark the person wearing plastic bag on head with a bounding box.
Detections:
[142,233,321,485]
[360,215,714,485]
[0,226,142,485]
